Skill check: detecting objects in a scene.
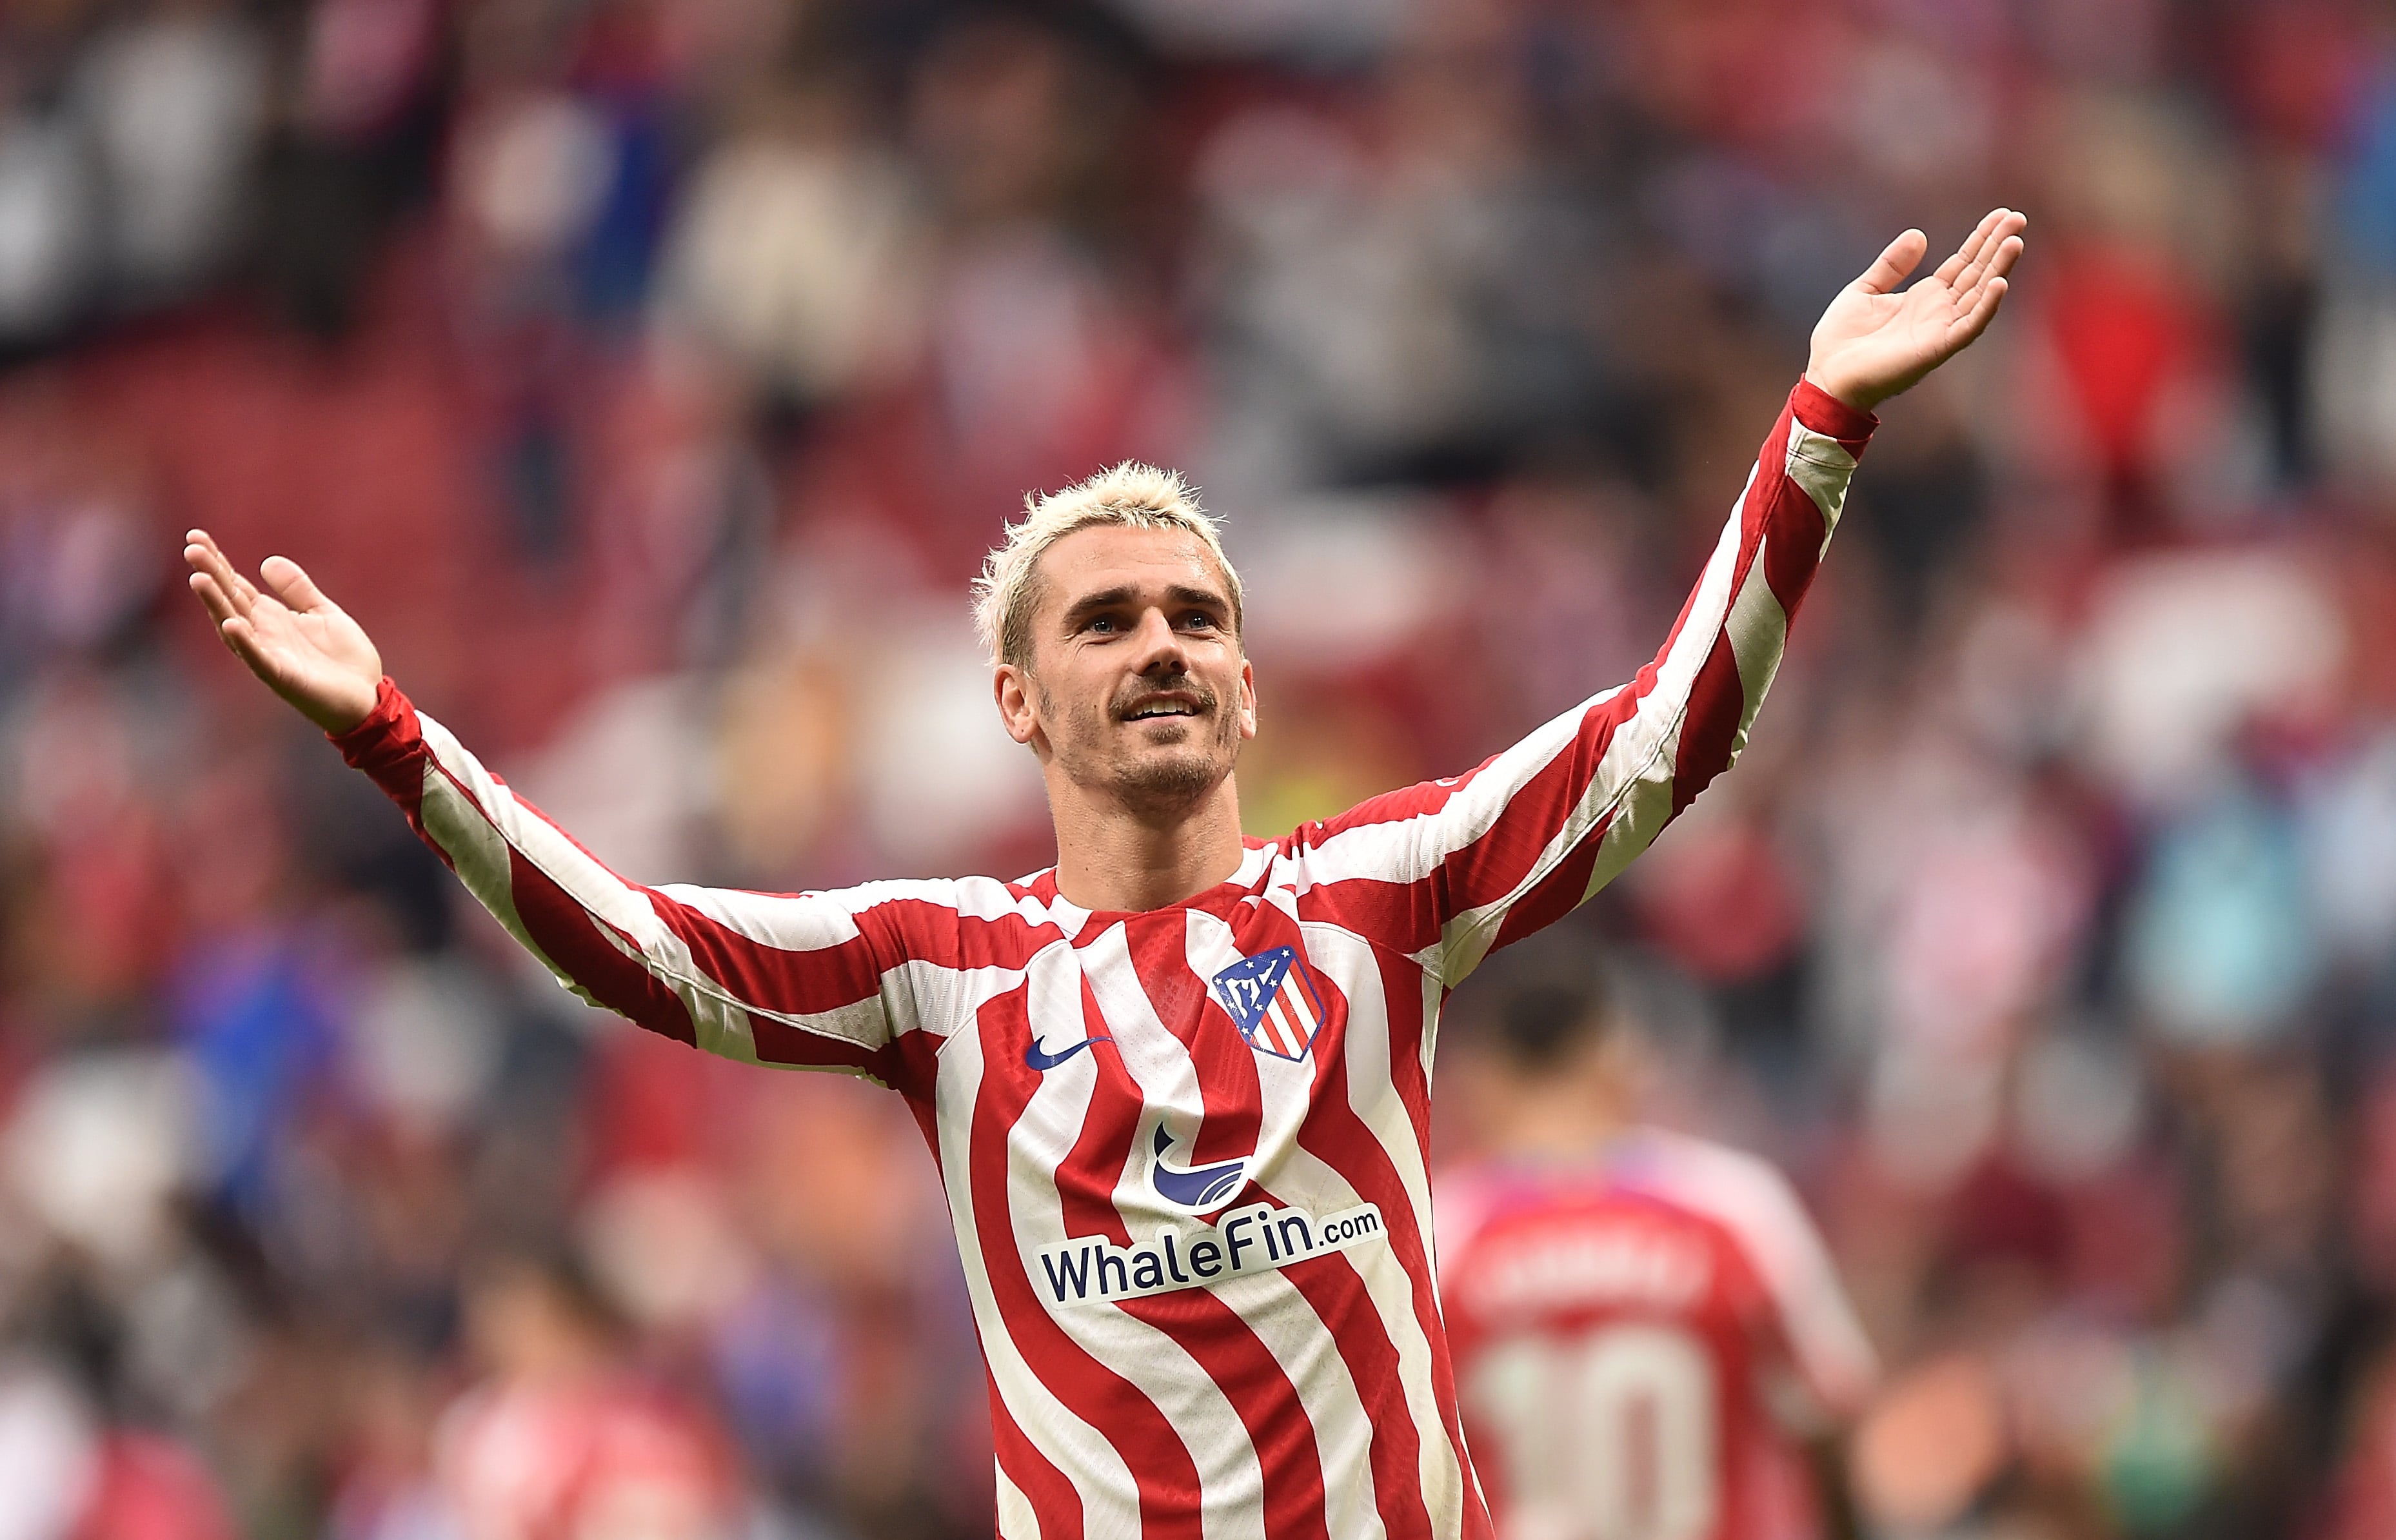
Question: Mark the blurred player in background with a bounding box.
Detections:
[180,211,2021,1537]
[434,1249,740,1540]
[1440,963,1876,1540]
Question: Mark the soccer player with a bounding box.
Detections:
[1439,965,1876,1540]
[183,209,2025,1539]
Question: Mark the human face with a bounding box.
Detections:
[994,524,1256,819]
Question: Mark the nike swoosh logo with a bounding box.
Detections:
[1025,1035,1113,1071]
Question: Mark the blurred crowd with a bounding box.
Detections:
[3,0,2395,1536]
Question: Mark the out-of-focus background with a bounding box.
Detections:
[0,0,2391,1536]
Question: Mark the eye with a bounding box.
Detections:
[1084,615,1119,635]
[1180,611,1219,632]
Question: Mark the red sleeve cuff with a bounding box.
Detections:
[328,676,420,776]
[1790,378,1879,446]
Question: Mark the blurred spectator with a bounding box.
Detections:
[431,1249,740,1540]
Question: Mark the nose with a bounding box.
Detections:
[1127,607,1190,676]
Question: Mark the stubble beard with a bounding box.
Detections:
[1044,673,1243,822]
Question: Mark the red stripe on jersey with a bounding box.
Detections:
[1131,920,1264,1170]
[744,1014,890,1078]
[1281,1262,1433,1540]
[1434,747,1585,918]
[872,898,1067,974]
[969,992,1206,1534]
[1759,495,1825,619]
[882,1026,950,1109]
[1670,636,1751,818]
[1289,869,1435,960]
[1374,951,1434,1160]
[1124,1287,1332,1540]
[993,1396,1082,1540]
[1054,981,1149,1231]
[328,684,448,858]
[649,902,886,1020]
[502,846,700,1046]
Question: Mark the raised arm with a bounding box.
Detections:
[1301,210,2026,985]
[183,533,944,1088]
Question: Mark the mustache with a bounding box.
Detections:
[1112,676,1218,719]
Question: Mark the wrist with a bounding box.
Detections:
[324,676,397,744]
[1793,376,1881,441]
[1802,367,1883,415]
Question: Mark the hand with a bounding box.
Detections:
[1805,207,2027,412]
[184,529,382,733]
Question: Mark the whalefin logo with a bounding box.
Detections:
[1209,947,1325,1062]
[1036,1200,1387,1310]
[1148,1125,1249,1213]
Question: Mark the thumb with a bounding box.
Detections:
[1854,228,1928,296]
[260,555,337,614]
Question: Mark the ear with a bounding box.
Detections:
[1236,657,1258,742]
[995,664,1042,748]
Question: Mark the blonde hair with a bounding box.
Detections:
[971,461,1243,667]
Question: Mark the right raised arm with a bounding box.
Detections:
[183,533,937,1087]
[1291,210,2024,987]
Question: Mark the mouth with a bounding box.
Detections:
[1119,693,1207,724]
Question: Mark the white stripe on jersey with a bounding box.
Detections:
[1785,419,1859,546]
[995,1464,1038,1540]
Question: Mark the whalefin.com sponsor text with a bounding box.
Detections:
[1036,1201,1386,1308]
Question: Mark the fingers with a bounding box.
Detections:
[1945,274,2012,351]
[1932,208,2008,289]
[260,555,335,615]
[186,569,241,627]
[187,566,271,669]
[1855,228,1930,296]
[182,529,258,618]
[190,588,277,680]
[1977,226,2026,289]
[1951,213,2027,303]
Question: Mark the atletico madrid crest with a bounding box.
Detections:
[1210,947,1327,1062]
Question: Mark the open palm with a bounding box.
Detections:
[1807,208,2027,411]
[184,529,382,733]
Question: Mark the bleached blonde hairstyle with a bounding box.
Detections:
[971,461,1244,668]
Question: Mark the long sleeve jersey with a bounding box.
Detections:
[331,379,1876,1540]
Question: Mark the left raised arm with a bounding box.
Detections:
[1299,211,2026,984]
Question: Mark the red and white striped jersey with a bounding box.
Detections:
[1436,1132,1879,1540]
[330,379,1875,1540]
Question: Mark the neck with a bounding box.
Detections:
[1047,772,1249,913]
